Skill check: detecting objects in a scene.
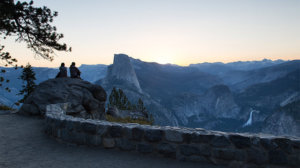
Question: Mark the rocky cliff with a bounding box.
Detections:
[100,54,142,93]
[203,85,240,119]
[262,96,300,137]
[170,85,241,130]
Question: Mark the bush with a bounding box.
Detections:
[18,63,36,103]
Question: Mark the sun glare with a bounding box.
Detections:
[156,57,173,64]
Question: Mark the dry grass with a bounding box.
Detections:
[0,105,14,111]
[106,115,153,125]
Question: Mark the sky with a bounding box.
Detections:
[2,0,300,67]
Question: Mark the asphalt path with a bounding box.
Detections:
[0,113,223,168]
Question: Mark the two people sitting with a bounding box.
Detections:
[56,62,81,78]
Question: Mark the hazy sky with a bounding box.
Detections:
[2,0,300,67]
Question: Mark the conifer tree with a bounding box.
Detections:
[18,63,36,103]
[108,87,130,110]
[107,88,154,123]
[137,98,146,112]
[108,87,117,108]
[108,88,151,118]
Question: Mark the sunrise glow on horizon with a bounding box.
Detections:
[1,0,299,67]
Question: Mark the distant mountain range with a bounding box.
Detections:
[1,56,299,137]
[190,59,285,72]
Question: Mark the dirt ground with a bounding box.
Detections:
[0,113,223,168]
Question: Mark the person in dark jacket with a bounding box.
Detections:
[56,63,68,78]
[69,62,81,78]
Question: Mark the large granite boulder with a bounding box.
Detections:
[19,78,107,120]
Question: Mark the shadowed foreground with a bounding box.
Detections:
[0,113,222,168]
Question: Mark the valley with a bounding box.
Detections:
[1,55,299,137]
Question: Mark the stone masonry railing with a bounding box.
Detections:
[45,104,300,167]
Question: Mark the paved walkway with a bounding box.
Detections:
[0,113,222,168]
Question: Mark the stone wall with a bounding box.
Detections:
[45,107,300,167]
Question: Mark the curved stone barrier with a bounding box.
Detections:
[45,108,300,167]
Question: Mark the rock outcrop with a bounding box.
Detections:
[19,78,107,119]
[203,85,240,118]
[100,54,142,93]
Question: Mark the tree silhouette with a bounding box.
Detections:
[109,87,118,108]
[108,88,149,113]
[108,87,131,110]
[107,87,153,123]
[0,0,70,86]
[137,98,146,113]
[18,63,36,103]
